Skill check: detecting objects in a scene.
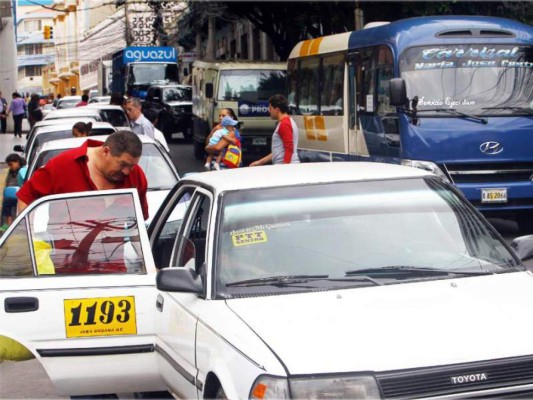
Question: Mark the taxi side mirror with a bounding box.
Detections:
[156,267,203,294]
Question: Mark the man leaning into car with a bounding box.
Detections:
[16,130,149,220]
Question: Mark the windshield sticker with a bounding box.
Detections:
[232,230,268,247]
[418,97,476,108]
[230,222,290,236]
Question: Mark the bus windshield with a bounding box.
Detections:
[129,63,179,86]
[400,45,533,116]
[217,69,286,101]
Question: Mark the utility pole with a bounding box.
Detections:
[354,1,364,31]
[124,0,132,45]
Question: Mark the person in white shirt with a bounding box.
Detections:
[124,97,155,139]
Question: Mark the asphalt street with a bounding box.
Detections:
[0,139,531,398]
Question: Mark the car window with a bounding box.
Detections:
[138,143,178,190]
[99,110,128,127]
[151,187,195,268]
[216,178,519,296]
[173,193,211,272]
[0,193,147,276]
[0,217,33,277]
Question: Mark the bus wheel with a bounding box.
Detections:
[517,212,533,234]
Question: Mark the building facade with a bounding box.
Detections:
[15,6,55,96]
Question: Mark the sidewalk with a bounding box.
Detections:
[0,133,25,166]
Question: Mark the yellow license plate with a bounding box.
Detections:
[481,188,507,203]
[64,296,137,338]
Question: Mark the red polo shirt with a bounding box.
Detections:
[17,139,149,220]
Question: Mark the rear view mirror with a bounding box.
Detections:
[13,145,24,152]
[205,83,214,99]
[156,267,203,294]
[510,235,533,261]
[389,78,408,106]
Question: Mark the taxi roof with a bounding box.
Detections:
[37,134,158,152]
[33,121,115,135]
[183,162,433,193]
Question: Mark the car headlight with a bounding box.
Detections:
[290,375,381,399]
[401,159,450,182]
[250,376,290,399]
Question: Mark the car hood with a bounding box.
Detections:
[146,189,170,225]
[226,272,533,375]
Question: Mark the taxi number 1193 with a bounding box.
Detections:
[64,296,137,338]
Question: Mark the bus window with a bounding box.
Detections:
[357,48,376,113]
[287,59,298,114]
[321,54,345,116]
[298,57,320,115]
[376,46,394,115]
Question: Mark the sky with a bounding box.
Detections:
[17,0,53,6]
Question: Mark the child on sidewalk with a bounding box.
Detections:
[204,115,239,170]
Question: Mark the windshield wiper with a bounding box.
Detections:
[417,108,488,124]
[225,274,382,288]
[482,106,533,115]
[345,266,493,278]
[225,274,329,287]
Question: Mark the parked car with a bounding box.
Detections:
[88,96,111,104]
[56,96,82,109]
[26,135,179,224]
[2,163,533,398]
[86,104,129,128]
[41,103,54,117]
[143,84,193,141]
[17,121,116,167]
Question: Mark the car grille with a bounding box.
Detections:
[376,354,533,399]
[444,162,533,184]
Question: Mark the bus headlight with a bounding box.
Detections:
[290,375,381,399]
[401,159,450,182]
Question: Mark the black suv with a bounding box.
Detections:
[143,84,193,141]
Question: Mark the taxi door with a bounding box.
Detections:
[0,189,165,396]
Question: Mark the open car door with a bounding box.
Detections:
[0,189,165,396]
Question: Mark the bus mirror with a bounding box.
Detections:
[389,78,408,106]
[205,83,214,99]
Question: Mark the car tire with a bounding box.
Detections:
[517,212,533,234]
[194,140,205,160]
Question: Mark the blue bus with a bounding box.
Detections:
[287,16,533,231]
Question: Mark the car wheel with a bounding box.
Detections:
[517,212,533,234]
[193,140,205,160]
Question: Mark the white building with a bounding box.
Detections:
[16,7,55,96]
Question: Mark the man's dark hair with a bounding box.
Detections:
[269,94,289,113]
[73,121,92,135]
[143,108,157,124]
[105,130,143,158]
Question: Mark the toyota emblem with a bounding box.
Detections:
[480,141,503,155]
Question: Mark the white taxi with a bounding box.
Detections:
[2,163,533,399]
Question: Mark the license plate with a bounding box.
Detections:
[481,188,508,203]
[252,137,267,146]
[64,296,137,338]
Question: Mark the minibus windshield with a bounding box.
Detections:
[400,45,533,116]
[217,69,286,101]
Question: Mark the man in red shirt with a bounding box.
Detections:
[76,93,89,107]
[17,130,149,220]
[249,94,300,166]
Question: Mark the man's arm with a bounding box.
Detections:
[277,119,295,164]
[249,153,273,167]
[17,200,28,215]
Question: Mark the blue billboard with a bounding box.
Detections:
[122,46,177,63]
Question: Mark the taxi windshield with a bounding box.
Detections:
[216,178,520,297]
[400,45,533,116]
